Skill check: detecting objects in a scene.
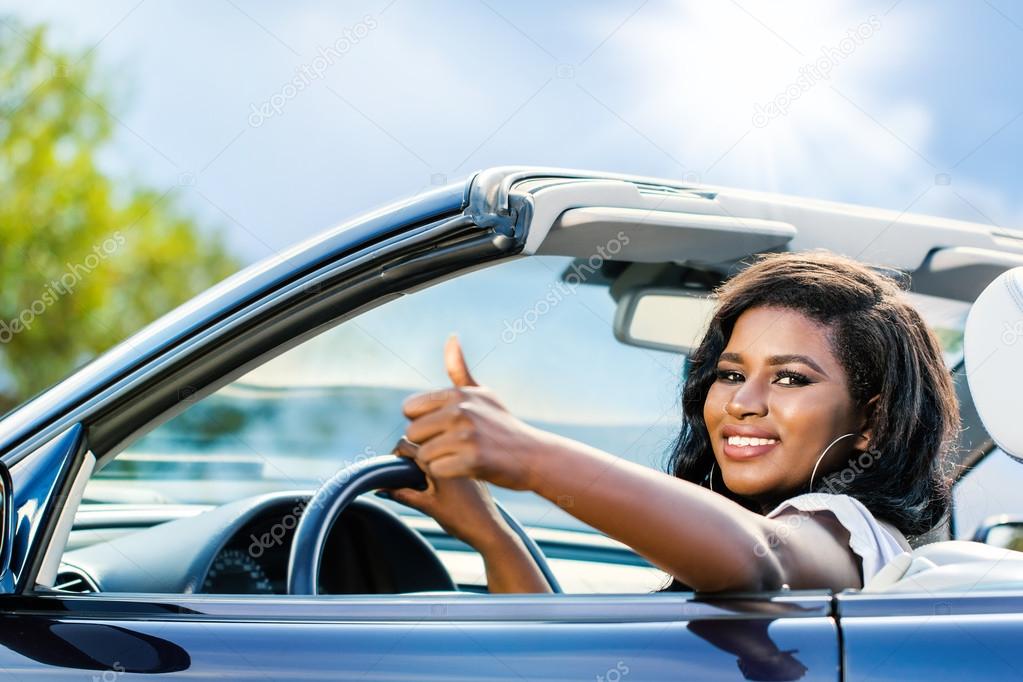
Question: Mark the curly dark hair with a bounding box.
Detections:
[657,250,960,590]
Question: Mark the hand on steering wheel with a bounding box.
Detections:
[378,436,513,554]
[286,335,561,595]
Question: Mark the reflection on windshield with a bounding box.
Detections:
[87,382,678,532]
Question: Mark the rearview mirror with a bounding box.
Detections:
[614,288,717,355]
[974,517,1023,551]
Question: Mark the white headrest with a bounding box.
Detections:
[963,266,1023,461]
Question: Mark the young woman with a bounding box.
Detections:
[380,251,961,593]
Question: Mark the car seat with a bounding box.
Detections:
[863,266,1023,592]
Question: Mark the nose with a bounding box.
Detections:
[724,375,769,419]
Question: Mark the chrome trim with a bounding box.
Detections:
[37,451,95,587]
[467,166,703,224]
[27,590,832,622]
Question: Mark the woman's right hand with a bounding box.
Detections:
[376,336,554,593]
[378,435,512,553]
[378,335,518,552]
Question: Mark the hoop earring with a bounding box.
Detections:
[807,432,861,493]
[707,461,717,492]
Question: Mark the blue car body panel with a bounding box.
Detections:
[837,591,1023,681]
[0,592,840,680]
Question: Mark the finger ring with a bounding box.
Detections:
[398,435,420,451]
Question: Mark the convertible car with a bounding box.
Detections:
[1,166,1022,680]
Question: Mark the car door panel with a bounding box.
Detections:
[0,593,839,680]
[838,592,1023,681]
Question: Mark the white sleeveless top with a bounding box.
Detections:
[765,492,910,585]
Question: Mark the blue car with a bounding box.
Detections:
[1,166,1022,680]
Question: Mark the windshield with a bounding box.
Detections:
[87,256,684,532]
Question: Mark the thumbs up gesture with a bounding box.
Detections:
[442,332,481,389]
[377,335,547,552]
[397,335,545,492]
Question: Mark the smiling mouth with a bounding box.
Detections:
[722,435,780,459]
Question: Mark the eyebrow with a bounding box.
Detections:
[718,352,828,377]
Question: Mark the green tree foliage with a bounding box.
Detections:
[0,22,239,411]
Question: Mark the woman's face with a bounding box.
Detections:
[703,305,872,506]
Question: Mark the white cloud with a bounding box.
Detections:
[568,2,973,214]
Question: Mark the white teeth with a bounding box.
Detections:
[727,436,778,446]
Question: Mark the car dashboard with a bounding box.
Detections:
[54,493,668,596]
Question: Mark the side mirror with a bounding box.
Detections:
[614,287,716,355]
[973,516,1023,551]
[0,462,11,584]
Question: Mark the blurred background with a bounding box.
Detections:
[1,1,1021,533]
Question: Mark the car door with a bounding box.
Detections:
[835,439,1023,681]
[0,590,840,679]
[837,590,1023,681]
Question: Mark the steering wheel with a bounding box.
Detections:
[287,455,562,595]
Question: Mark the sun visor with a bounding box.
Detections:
[537,206,796,264]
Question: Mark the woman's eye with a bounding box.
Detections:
[715,369,743,383]
[775,370,810,386]
[715,368,810,385]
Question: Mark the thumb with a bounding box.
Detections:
[445,334,478,387]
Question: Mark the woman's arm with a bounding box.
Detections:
[520,429,862,592]
[476,524,554,593]
[402,337,864,593]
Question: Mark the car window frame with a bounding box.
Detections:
[12,205,520,595]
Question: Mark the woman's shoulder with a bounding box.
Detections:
[766,492,879,519]
[766,492,911,584]
[765,492,909,547]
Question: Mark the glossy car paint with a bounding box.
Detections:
[837,591,1023,681]
[0,592,839,680]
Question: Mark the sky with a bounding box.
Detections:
[3,0,1023,536]
[1,0,1021,262]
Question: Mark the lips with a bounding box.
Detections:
[721,424,780,460]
